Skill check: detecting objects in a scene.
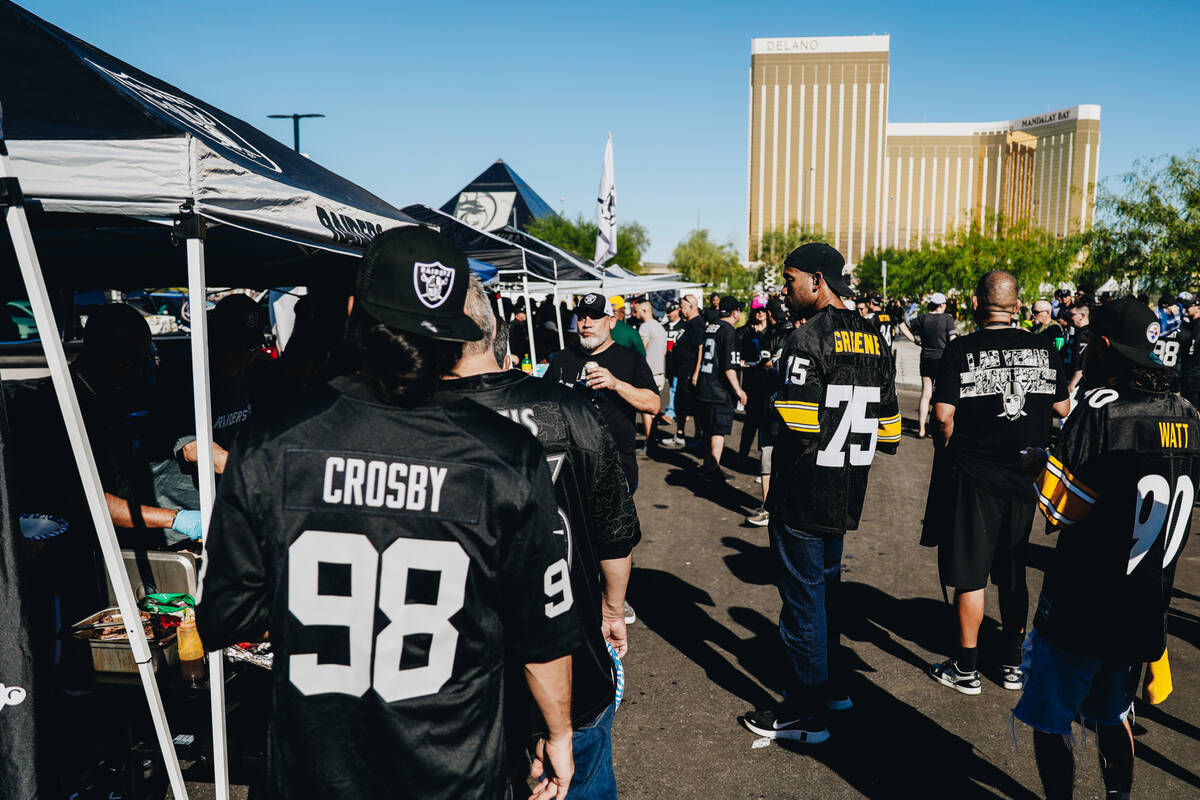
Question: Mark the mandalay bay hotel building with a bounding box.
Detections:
[747,34,1101,265]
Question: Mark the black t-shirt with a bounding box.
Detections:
[1065,325,1091,374]
[435,370,641,735]
[196,376,580,800]
[696,320,740,405]
[933,327,1069,499]
[664,318,685,378]
[911,312,956,362]
[1178,319,1200,394]
[543,342,657,487]
[766,305,901,534]
[672,315,707,383]
[1034,386,1199,661]
[1033,322,1066,349]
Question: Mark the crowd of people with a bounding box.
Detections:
[9,224,1197,800]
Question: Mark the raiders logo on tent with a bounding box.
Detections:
[414,261,456,309]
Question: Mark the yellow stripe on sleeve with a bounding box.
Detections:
[1035,455,1097,527]
[774,400,820,433]
[877,413,902,443]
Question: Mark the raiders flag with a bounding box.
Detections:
[0,378,38,798]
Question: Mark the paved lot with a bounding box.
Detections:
[176,371,1199,800]
[613,387,1200,799]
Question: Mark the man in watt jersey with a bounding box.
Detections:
[739,243,900,744]
[197,227,578,800]
[437,278,642,800]
[1015,296,1198,800]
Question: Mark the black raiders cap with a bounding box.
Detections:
[783,242,855,297]
[210,293,265,348]
[1090,295,1162,369]
[719,296,744,314]
[355,226,482,342]
[575,292,613,318]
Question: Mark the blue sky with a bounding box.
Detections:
[21,0,1200,263]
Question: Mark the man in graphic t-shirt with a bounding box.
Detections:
[921,271,1070,696]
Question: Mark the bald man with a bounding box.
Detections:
[920,271,1071,696]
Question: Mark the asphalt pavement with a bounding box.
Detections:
[174,371,1200,800]
[613,387,1200,799]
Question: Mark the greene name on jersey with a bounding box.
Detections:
[767,304,901,534]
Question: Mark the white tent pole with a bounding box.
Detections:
[552,286,564,351]
[181,218,231,800]
[0,138,189,799]
[521,253,537,366]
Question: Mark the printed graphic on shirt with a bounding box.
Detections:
[958,348,1059,420]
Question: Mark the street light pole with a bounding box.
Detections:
[802,166,815,233]
[267,113,325,153]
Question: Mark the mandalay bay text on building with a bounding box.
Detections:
[747,35,1101,264]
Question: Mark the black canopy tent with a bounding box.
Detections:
[0,3,425,798]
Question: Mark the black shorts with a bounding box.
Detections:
[674,377,698,417]
[919,357,942,379]
[921,463,1035,592]
[699,401,735,437]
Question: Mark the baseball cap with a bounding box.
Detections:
[576,292,613,318]
[210,293,265,348]
[1090,295,1162,369]
[930,292,948,305]
[1178,291,1197,308]
[666,301,680,312]
[766,296,789,323]
[782,243,854,297]
[355,226,482,342]
[751,295,767,310]
[608,295,626,311]
[719,296,745,314]
[865,291,883,305]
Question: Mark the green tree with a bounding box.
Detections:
[856,213,1081,302]
[525,213,650,274]
[668,228,751,290]
[1081,151,1200,294]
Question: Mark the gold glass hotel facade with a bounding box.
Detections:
[747,35,1101,263]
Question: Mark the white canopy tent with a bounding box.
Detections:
[0,4,423,798]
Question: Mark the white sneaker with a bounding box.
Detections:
[624,601,636,624]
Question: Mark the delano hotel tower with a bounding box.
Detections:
[747,35,1101,264]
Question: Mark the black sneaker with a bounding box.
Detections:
[700,465,729,482]
[1001,664,1024,690]
[929,659,982,695]
[739,706,830,743]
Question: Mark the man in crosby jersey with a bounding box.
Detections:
[1015,296,1199,800]
[1152,292,1195,389]
[438,278,642,800]
[197,227,578,800]
[739,243,900,744]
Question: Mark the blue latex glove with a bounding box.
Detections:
[171,509,204,541]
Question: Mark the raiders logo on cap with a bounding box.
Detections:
[584,294,598,304]
[414,261,456,309]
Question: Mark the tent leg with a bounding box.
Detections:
[185,235,231,800]
[522,274,537,366]
[0,146,189,800]
[552,287,564,351]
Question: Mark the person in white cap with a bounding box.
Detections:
[899,292,956,438]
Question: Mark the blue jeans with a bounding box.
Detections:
[665,376,677,419]
[770,518,844,703]
[1013,629,1138,735]
[567,697,618,799]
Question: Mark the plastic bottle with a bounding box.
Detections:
[520,354,533,373]
[177,608,206,686]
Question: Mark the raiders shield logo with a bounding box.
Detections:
[414,261,456,309]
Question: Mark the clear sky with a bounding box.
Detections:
[20,0,1200,263]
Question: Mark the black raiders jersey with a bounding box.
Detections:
[196,375,579,800]
[766,305,900,534]
[1034,385,1200,661]
[695,319,740,405]
[1154,317,1195,381]
[434,369,641,734]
